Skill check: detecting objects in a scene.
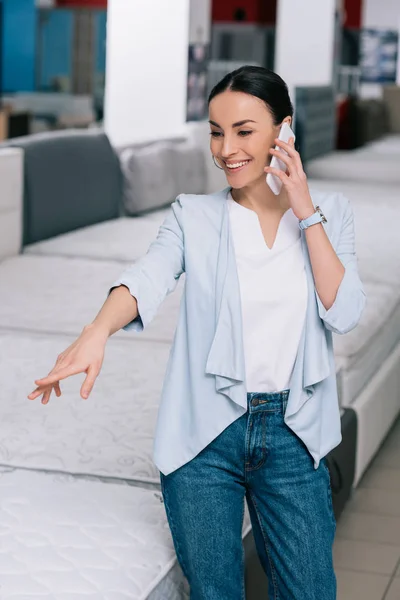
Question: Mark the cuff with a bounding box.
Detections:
[108,277,150,332]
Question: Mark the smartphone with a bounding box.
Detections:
[266,122,296,195]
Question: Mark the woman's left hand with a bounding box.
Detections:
[264,137,315,221]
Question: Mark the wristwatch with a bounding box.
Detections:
[298,205,327,230]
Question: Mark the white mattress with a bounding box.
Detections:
[0,467,251,598]
[0,254,183,344]
[333,280,400,405]
[0,148,23,261]
[310,183,400,286]
[0,330,171,484]
[307,151,400,185]
[361,134,400,155]
[0,332,349,486]
[23,214,170,263]
[309,178,399,207]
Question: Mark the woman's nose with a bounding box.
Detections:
[221,136,238,158]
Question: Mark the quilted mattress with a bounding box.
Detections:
[0,254,183,344]
[23,213,170,263]
[333,279,400,405]
[306,151,400,184]
[0,467,251,599]
[0,327,347,482]
[0,330,171,484]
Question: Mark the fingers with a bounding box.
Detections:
[269,147,293,173]
[274,137,304,172]
[34,364,83,387]
[265,166,289,183]
[29,364,99,403]
[28,387,44,400]
[27,380,61,402]
[80,364,99,399]
[41,387,52,405]
[274,137,296,155]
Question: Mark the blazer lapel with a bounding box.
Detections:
[205,188,331,415]
[205,189,247,409]
[286,229,331,419]
[300,229,331,389]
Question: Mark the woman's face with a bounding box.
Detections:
[209,90,290,189]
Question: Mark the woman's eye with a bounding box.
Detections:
[210,131,222,137]
[238,131,252,137]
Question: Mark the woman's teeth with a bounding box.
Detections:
[226,160,250,170]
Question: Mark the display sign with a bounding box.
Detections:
[360,28,399,83]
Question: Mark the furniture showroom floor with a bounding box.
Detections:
[333,415,400,600]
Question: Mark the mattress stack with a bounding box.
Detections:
[0,140,252,599]
[2,123,400,596]
[308,140,400,485]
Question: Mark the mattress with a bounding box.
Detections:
[333,279,400,405]
[0,330,171,485]
[0,147,23,261]
[0,254,183,344]
[362,134,400,154]
[23,214,170,263]
[309,178,400,207]
[0,467,252,598]
[310,182,400,286]
[306,151,400,184]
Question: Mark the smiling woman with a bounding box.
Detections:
[156,66,360,600]
[208,66,294,191]
[28,63,365,600]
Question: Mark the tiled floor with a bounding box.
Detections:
[334,416,400,599]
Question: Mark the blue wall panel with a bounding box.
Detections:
[39,9,73,89]
[95,10,106,73]
[0,2,106,93]
[2,0,36,92]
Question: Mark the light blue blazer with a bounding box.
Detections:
[109,187,366,476]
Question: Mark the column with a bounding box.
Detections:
[104,0,190,146]
[275,0,337,105]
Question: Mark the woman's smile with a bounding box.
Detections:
[224,159,253,173]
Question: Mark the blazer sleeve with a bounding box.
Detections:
[107,197,185,332]
[315,196,366,335]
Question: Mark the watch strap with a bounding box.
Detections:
[298,206,326,230]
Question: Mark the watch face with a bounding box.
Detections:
[315,206,327,223]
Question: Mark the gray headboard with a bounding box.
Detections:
[294,86,336,165]
[3,129,123,246]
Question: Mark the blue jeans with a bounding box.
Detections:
[160,390,337,600]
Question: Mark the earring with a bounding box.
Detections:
[212,155,224,170]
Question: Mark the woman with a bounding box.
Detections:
[28,66,366,599]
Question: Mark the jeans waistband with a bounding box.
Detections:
[247,390,290,413]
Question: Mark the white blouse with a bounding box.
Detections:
[227,192,308,393]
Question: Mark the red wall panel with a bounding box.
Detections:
[212,0,277,24]
[56,0,107,7]
[343,0,363,29]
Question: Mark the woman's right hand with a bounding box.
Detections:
[27,323,109,405]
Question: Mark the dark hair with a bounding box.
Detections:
[208,65,293,126]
